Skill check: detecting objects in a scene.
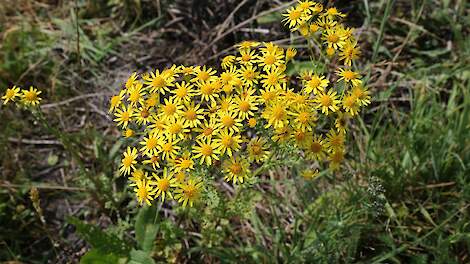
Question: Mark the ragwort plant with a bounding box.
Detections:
[107,1,371,208]
[1,0,371,212]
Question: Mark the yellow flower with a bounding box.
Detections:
[247,137,270,163]
[323,7,346,19]
[151,168,177,202]
[335,112,350,134]
[124,128,134,138]
[300,168,319,180]
[339,40,361,66]
[217,110,243,133]
[143,155,161,170]
[2,85,21,105]
[144,69,174,94]
[173,153,194,172]
[290,107,317,131]
[120,147,138,175]
[192,66,217,83]
[233,93,259,120]
[158,137,181,161]
[235,40,261,51]
[237,49,258,66]
[174,177,203,207]
[109,90,125,112]
[140,133,161,157]
[171,81,194,103]
[164,117,190,140]
[351,84,371,106]
[325,129,345,151]
[248,117,257,128]
[214,130,242,157]
[322,28,347,50]
[282,7,305,29]
[285,47,297,61]
[21,86,42,106]
[181,102,204,128]
[126,81,145,106]
[134,179,156,206]
[262,99,289,129]
[238,65,259,86]
[336,68,362,86]
[260,68,286,90]
[257,50,285,71]
[222,156,250,184]
[160,97,183,120]
[196,80,220,103]
[129,168,148,186]
[125,72,139,90]
[303,74,329,95]
[192,138,220,166]
[135,106,154,125]
[342,94,360,116]
[328,149,345,171]
[196,118,219,140]
[315,90,340,115]
[304,134,326,161]
[221,55,236,70]
[114,105,135,128]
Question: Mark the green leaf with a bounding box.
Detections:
[67,217,131,256]
[135,206,159,252]
[256,11,282,24]
[286,61,325,76]
[128,249,156,264]
[80,249,126,264]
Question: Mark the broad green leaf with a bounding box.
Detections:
[286,61,325,76]
[135,206,159,252]
[128,249,156,264]
[256,12,282,24]
[80,249,126,264]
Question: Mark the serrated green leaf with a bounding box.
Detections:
[135,206,159,252]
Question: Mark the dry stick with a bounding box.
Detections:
[198,0,296,56]
[8,137,62,145]
[1,182,85,191]
[215,0,251,38]
[40,92,110,109]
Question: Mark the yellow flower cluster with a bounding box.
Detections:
[2,85,42,106]
[109,1,371,207]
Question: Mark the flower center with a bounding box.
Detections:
[320,95,332,107]
[229,163,242,175]
[201,144,213,156]
[157,178,170,191]
[239,101,250,112]
[222,115,235,127]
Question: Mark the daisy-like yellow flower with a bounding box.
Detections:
[272,126,291,143]
[316,16,337,29]
[120,147,138,175]
[173,153,194,172]
[336,68,362,86]
[233,93,258,120]
[235,40,261,51]
[140,133,161,157]
[196,118,219,140]
[144,69,174,94]
[262,99,289,128]
[222,156,250,184]
[143,155,161,170]
[158,137,181,161]
[114,105,135,128]
[192,138,220,166]
[217,110,243,133]
[328,149,345,171]
[290,107,317,131]
[260,68,286,90]
[178,65,196,76]
[335,112,350,134]
[171,81,194,103]
[196,80,220,103]
[129,168,148,186]
[315,90,340,115]
[257,50,285,71]
[247,137,270,163]
[323,7,346,19]
[322,28,347,50]
[285,47,297,61]
[135,106,154,125]
[237,49,258,66]
[174,177,203,207]
[342,94,360,116]
[303,74,329,95]
[192,66,217,83]
[181,102,204,128]
[123,128,135,138]
[126,81,145,106]
[214,130,242,157]
[282,7,305,29]
[145,93,160,108]
[109,90,125,112]
[238,65,259,87]
[2,85,21,105]
[300,168,319,180]
[152,168,177,202]
[160,97,183,120]
[164,117,190,140]
[351,84,371,106]
[125,72,139,90]
[134,179,156,206]
[21,86,42,106]
[339,40,361,66]
[325,129,345,151]
[291,128,311,147]
[304,134,326,161]
[221,55,236,70]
